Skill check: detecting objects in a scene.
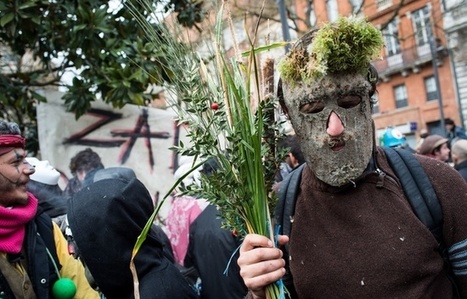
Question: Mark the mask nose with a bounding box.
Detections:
[326,111,345,137]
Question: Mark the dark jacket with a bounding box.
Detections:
[26,181,67,218]
[184,204,248,299]
[68,177,198,299]
[454,160,467,181]
[0,212,60,299]
[448,126,467,143]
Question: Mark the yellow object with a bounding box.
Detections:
[52,223,100,299]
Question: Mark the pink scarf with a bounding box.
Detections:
[0,193,38,254]
[166,195,209,265]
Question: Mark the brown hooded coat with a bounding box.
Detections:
[285,147,467,298]
[245,147,467,298]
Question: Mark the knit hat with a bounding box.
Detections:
[418,134,448,155]
[25,157,60,185]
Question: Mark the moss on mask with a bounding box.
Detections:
[278,16,384,85]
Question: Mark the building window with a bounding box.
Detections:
[424,76,438,101]
[394,84,408,108]
[377,0,392,10]
[383,19,401,56]
[412,6,433,46]
[372,93,379,114]
[350,0,364,14]
[326,0,339,22]
[309,3,317,27]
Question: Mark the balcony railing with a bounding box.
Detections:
[443,2,467,31]
[372,42,447,80]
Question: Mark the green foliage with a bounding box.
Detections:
[0,0,205,154]
[128,0,288,236]
[277,47,308,84]
[279,16,384,84]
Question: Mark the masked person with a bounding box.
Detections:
[25,157,68,232]
[237,17,467,298]
[0,119,99,299]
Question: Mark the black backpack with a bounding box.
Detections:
[274,146,459,298]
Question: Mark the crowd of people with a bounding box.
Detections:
[0,123,248,299]
[1,15,467,299]
[413,117,467,181]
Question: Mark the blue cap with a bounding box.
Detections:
[383,128,405,147]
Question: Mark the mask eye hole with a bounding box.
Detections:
[300,101,325,114]
[338,95,362,109]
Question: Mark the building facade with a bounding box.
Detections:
[169,0,464,148]
[368,0,459,147]
[295,0,461,148]
[443,0,467,132]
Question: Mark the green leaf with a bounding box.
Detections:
[0,12,15,27]
[29,90,47,102]
[19,2,38,9]
[241,41,291,57]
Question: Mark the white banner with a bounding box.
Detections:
[36,90,187,218]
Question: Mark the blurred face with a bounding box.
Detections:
[286,153,299,169]
[434,143,450,162]
[451,151,459,164]
[281,73,374,186]
[0,148,35,207]
[76,170,87,183]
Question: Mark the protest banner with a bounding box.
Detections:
[36,90,186,219]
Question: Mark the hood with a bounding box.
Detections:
[67,177,196,299]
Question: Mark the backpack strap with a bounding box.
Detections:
[274,164,305,299]
[274,163,306,237]
[30,210,61,297]
[382,147,443,242]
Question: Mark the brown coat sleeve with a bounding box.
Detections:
[416,154,467,298]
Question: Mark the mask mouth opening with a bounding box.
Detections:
[328,138,345,151]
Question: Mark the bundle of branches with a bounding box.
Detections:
[128,1,289,298]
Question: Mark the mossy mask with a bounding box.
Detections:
[281,73,374,187]
[277,16,383,187]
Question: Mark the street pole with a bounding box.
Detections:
[277,0,291,53]
[447,46,465,130]
[429,36,447,136]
